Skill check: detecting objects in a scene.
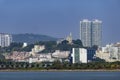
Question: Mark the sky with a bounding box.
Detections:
[0,0,120,45]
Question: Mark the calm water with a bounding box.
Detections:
[0,71,120,80]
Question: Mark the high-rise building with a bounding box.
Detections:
[91,19,102,47]
[80,19,91,47]
[80,19,102,47]
[0,33,12,47]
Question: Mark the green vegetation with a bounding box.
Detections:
[36,39,83,53]
[0,54,5,60]
[12,33,58,44]
[0,43,34,53]
[0,60,120,70]
[0,39,84,53]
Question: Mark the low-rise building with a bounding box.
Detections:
[22,42,28,48]
[29,53,55,63]
[5,51,30,62]
[52,50,70,59]
[30,45,45,56]
[71,48,96,63]
[71,48,87,63]
[96,43,120,62]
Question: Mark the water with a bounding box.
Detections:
[0,71,120,80]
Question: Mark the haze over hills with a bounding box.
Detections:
[12,33,58,44]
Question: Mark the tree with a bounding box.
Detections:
[61,40,69,45]
[91,45,98,50]
[73,39,83,46]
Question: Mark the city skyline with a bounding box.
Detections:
[0,0,120,45]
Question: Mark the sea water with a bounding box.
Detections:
[0,71,120,80]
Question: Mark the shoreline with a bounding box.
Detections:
[0,69,120,72]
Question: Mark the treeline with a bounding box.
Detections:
[0,60,120,70]
[49,61,120,70]
[0,39,98,54]
[0,39,84,53]
[0,43,34,53]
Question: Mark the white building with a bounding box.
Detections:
[0,33,12,47]
[96,43,120,62]
[71,48,96,63]
[30,45,45,56]
[5,51,30,62]
[33,45,45,53]
[52,50,70,59]
[57,33,72,44]
[71,48,87,63]
[29,53,54,63]
[22,42,28,48]
[80,19,102,47]
[66,33,72,44]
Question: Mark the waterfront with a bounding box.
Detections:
[0,71,120,80]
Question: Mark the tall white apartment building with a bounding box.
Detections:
[0,33,12,47]
[80,19,102,47]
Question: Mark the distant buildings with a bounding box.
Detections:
[5,44,70,63]
[1,18,104,64]
[96,43,120,62]
[57,33,73,44]
[22,42,28,48]
[30,45,45,56]
[71,48,96,63]
[5,51,30,62]
[0,33,12,47]
[66,33,73,44]
[52,50,70,59]
[80,19,102,47]
[29,50,70,63]
[29,53,54,63]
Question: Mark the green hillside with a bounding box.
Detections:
[12,33,58,43]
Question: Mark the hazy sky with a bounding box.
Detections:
[0,0,120,45]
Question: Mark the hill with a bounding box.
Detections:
[12,33,58,43]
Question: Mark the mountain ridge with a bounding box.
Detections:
[12,33,58,44]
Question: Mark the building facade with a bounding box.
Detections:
[87,48,96,62]
[71,48,87,63]
[91,19,102,47]
[30,45,45,56]
[0,33,12,47]
[96,43,120,62]
[71,48,96,63]
[52,50,70,59]
[80,19,91,47]
[80,19,102,47]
